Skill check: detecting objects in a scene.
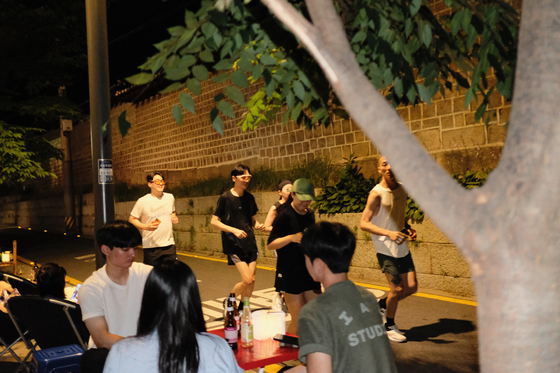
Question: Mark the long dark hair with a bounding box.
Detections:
[137,260,207,373]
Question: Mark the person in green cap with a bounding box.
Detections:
[267,178,322,335]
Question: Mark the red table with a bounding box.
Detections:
[208,328,299,371]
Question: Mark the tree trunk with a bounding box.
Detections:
[261,0,560,371]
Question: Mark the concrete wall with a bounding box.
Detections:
[0,191,473,297]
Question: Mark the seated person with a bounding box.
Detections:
[103,260,243,373]
[78,220,152,373]
[289,222,397,373]
[36,262,67,300]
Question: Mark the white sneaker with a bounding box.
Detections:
[386,325,407,343]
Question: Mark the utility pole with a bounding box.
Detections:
[86,0,114,269]
[58,86,77,235]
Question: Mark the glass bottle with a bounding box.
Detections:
[229,293,240,334]
[224,297,238,350]
[240,297,254,348]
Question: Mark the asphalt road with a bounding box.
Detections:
[0,226,480,372]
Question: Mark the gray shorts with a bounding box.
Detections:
[227,251,258,265]
[377,252,415,285]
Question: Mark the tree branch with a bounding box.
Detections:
[261,0,485,259]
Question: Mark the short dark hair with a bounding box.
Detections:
[231,164,250,177]
[147,172,164,183]
[37,262,67,299]
[96,220,142,253]
[301,222,356,274]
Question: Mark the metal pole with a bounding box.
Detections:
[86,0,114,269]
[59,87,77,235]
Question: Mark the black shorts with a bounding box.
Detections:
[227,250,258,265]
[377,252,415,284]
[143,245,176,266]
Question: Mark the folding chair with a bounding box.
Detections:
[1,273,39,296]
[6,296,89,352]
[0,311,34,372]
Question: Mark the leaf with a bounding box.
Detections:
[259,54,277,66]
[410,0,421,16]
[210,107,223,136]
[180,92,195,114]
[474,103,487,122]
[212,74,229,83]
[172,104,183,126]
[165,66,190,81]
[252,64,263,80]
[159,82,183,94]
[126,73,153,85]
[422,24,432,48]
[218,100,236,118]
[292,80,305,101]
[393,76,403,97]
[201,22,218,38]
[230,70,248,88]
[291,102,302,122]
[192,65,209,81]
[214,59,234,71]
[464,87,475,109]
[224,86,246,106]
[118,110,131,137]
[199,49,214,63]
[417,84,432,105]
[187,78,201,96]
[286,89,295,109]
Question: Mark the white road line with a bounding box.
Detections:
[202,307,224,318]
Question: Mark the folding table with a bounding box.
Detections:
[208,328,299,372]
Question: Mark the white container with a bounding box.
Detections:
[1,251,10,262]
[252,310,286,340]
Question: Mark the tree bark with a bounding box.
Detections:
[260,0,560,371]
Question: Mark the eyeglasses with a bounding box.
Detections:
[150,180,166,185]
[235,175,252,181]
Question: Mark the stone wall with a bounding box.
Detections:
[0,191,474,297]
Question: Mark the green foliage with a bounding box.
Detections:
[0,122,63,184]
[314,155,375,215]
[127,0,518,136]
[453,169,489,188]
[405,197,424,222]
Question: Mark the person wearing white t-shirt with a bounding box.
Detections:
[78,220,152,373]
[129,172,179,265]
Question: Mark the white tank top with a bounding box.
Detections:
[369,183,410,258]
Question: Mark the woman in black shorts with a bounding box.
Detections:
[267,178,321,335]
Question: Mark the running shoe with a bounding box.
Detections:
[386,324,407,343]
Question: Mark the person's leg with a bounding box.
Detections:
[143,248,157,266]
[400,270,418,298]
[232,260,257,299]
[283,292,307,335]
[384,272,404,319]
[153,245,177,264]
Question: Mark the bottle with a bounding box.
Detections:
[229,293,240,335]
[29,262,37,282]
[240,297,254,348]
[271,292,283,311]
[224,297,238,350]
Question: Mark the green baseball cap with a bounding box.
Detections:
[289,178,316,201]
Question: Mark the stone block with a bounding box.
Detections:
[430,244,470,277]
[193,232,223,252]
[441,115,454,129]
[410,106,421,121]
[422,118,439,129]
[174,215,194,232]
[414,128,442,151]
[488,123,507,144]
[409,243,431,274]
[422,103,436,118]
[352,142,370,157]
[417,273,475,297]
[351,240,378,269]
[412,217,451,244]
[437,100,452,115]
[442,126,487,149]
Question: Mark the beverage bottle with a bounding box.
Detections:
[29,262,37,282]
[240,297,254,348]
[224,297,238,350]
[229,293,240,335]
[271,292,283,311]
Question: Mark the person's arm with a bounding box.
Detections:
[252,215,266,231]
[129,215,158,231]
[263,205,278,232]
[268,233,302,251]
[306,352,332,373]
[84,316,124,349]
[360,190,407,244]
[171,211,179,224]
[210,215,247,239]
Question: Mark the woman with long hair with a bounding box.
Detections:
[103,260,243,373]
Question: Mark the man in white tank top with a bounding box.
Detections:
[360,156,417,343]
